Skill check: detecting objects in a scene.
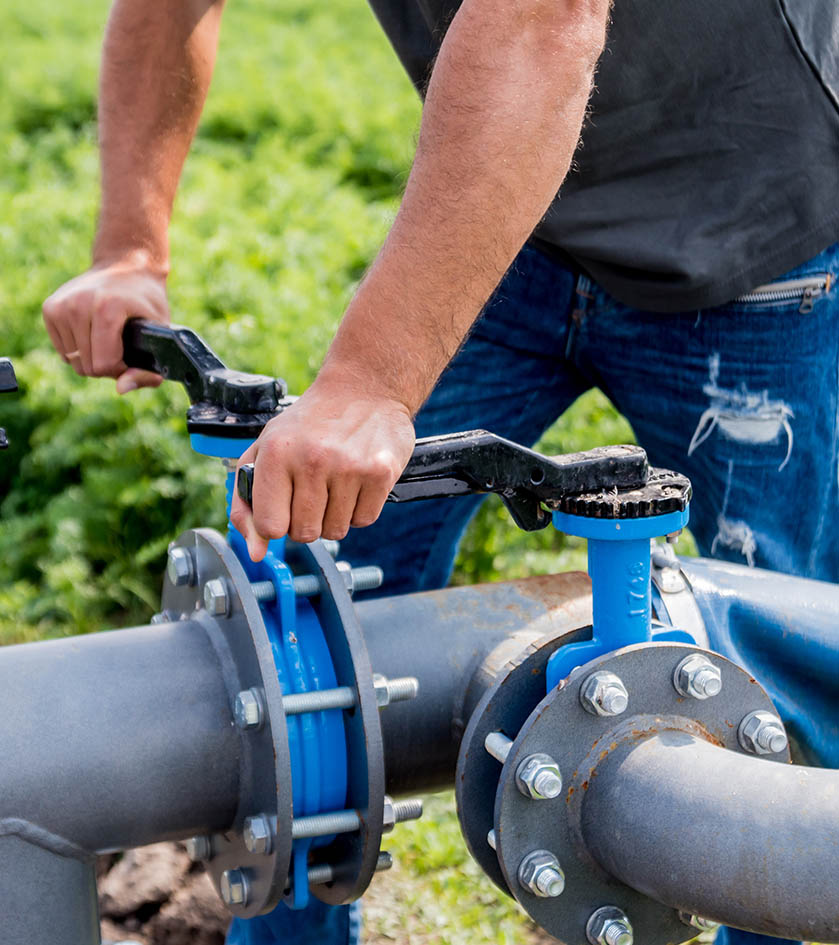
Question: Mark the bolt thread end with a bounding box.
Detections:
[350,565,385,592]
[392,798,423,823]
[386,676,420,703]
[603,921,632,945]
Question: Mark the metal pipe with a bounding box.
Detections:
[0,834,99,945]
[580,730,839,941]
[0,620,241,854]
[356,572,592,794]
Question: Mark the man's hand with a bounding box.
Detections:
[230,378,415,561]
[43,253,169,392]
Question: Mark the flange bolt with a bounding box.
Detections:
[233,688,265,730]
[373,674,420,707]
[738,710,788,755]
[382,795,424,832]
[517,850,565,898]
[586,906,634,945]
[516,753,563,800]
[167,547,195,587]
[204,578,230,616]
[581,671,629,717]
[185,835,212,862]
[220,868,250,907]
[243,813,273,855]
[674,654,723,700]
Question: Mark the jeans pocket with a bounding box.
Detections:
[730,273,832,314]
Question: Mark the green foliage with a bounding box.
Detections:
[366,793,553,945]
[0,0,420,643]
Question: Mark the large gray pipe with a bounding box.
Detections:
[581,730,839,941]
[0,618,241,944]
[0,620,240,854]
[356,572,592,793]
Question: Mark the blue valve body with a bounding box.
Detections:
[546,506,694,690]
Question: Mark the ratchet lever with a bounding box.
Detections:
[237,431,650,531]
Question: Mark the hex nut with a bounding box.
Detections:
[220,868,250,907]
[204,578,230,616]
[580,672,629,717]
[167,547,195,587]
[517,850,565,898]
[738,710,788,755]
[674,654,723,700]
[515,753,563,800]
[586,906,634,945]
[234,688,264,730]
[382,796,396,833]
[244,814,273,855]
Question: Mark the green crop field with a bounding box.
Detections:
[0,2,695,941]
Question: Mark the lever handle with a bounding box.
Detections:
[236,430,649,532]
[122,319,288,438]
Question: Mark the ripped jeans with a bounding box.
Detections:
[334,238,839,945]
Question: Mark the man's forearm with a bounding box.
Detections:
[94,0,226,270]
[321,0,609,413]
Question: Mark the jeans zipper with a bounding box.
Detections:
[734,274,831,314]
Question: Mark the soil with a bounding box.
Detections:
[98,843,556,945]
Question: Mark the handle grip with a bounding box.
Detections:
[236,431,649,532]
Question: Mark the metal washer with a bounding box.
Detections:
[493,642,789,945]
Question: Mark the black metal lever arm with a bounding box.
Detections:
[122,319,288,438]
[238,431,649,532]
[0,357,18,451]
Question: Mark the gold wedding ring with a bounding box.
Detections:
[66,350,81,359]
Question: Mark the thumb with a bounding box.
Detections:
[116,368,163,394]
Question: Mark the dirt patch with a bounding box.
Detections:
[99,843,554,945]
[99,843,227,945]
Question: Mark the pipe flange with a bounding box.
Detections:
[492,642,788,945]
[455,625,591,894]
[162,528,293,918]
[162,532,386,911]
[283,539,385,905]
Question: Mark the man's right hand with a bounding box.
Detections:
[42,252,170,393]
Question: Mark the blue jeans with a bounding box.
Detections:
[234,240,839,944]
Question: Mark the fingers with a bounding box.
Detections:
[230,446,293,562]
[42,260,170,379]
[352,449,401,528]
[230,445,264,561]
[116,369,164,394]
[322,475,362,541]
[91,298,130,378]
[288,472,330,544]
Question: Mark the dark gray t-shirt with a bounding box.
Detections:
[367,0,839,312]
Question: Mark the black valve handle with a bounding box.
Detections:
[237,432,651,532]
[122,319,288,438]
[0,357,18,451]
[120,319,690,530]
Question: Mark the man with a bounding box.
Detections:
[44,0,839,943]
